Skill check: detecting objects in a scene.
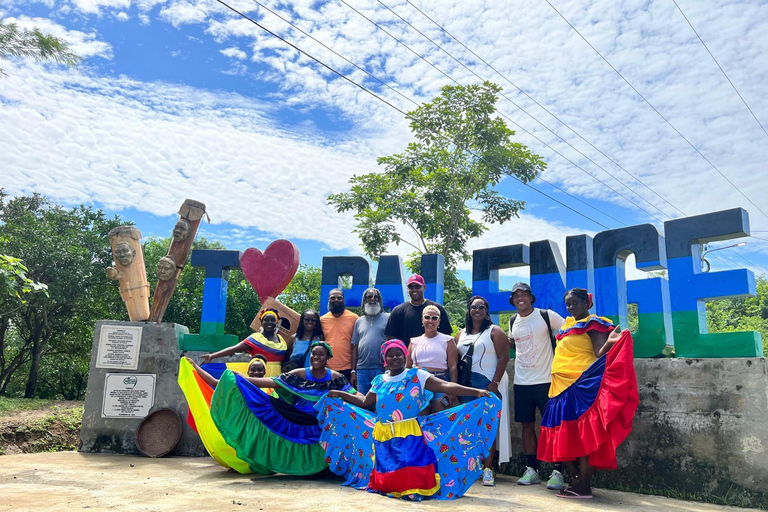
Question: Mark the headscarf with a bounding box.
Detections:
[248,355,267,367]
[309,340,333,358]
[259,308,280,322]
[380,339,408,367]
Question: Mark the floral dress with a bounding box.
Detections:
[317,367,500,500]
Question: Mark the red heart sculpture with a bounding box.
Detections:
[240,240,300,303]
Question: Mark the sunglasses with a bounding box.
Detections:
[408,284,423,289]
[423,315,440,321]
[469,304,487,310]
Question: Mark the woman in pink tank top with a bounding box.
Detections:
[407,304,459,413]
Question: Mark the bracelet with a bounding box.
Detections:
[492,380,500,385]
[350,370,357,373]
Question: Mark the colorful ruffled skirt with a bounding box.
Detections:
[317,395,501,500]
[177,359,253,474]
[538,329,638,469]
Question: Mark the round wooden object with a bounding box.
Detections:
[135,408,182,458]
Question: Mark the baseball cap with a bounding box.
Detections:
[407,274,426,287]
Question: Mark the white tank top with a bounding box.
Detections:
[456,327,496,381]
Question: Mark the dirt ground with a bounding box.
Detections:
[0,401,82,455]
[0,452,761,512]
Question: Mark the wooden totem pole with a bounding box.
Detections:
[148,199,206,323]
[106,226,150,321]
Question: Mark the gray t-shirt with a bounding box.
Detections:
[351,312,390,369]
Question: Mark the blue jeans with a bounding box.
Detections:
[463,372,492,403]
[355,367,385,395]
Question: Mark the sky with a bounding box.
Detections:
[2,0,768,289]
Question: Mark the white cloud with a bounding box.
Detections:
[220,46,247,60]
[3,0,768,276]
[114,11,129,21]
[7,15,113,59]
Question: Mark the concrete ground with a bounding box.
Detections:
[0,452,758,512]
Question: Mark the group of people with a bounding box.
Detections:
[180,274,638,501]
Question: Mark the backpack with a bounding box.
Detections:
[509,309,557,352]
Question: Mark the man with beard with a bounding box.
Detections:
[349,288,389,394]
[385,274,451,346]
[508,282,566,490]
[320,288,359,381]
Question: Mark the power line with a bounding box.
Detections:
[213,0,615,231]
[671,0,768,139]
[544,0,768,222]
[213,0,768,275]
[337,0,664,225]
[376,0,674,223]
[401,0,686,219]
[397,0,768,276]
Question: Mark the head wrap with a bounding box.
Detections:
[380,339,408,367]
[309,340,333,358]
[259,308,280,322]
[248,355,267,367]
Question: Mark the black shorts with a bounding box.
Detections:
[513,383,551,423]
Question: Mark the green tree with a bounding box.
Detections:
[328,81,546,269]
[0,18,80,76]
[707,276,768,355]
[278,264,321,314]
[0,192,124,398]
[0,255,49,315]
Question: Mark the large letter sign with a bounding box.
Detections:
[183,209,761,358]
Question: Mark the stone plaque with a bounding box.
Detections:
[101,373,156,419]
[96,325,142,370]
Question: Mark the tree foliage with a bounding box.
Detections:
[278,264,321,314]
[0,191,125,398]
[328,81,546,269]
[0,18,80,76]
[707,276,768,355]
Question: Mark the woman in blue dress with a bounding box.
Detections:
[318,339,501,500]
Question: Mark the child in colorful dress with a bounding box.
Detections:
[318,339,501,500]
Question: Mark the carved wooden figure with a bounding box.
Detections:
[149,199,206,323]
[106,226,150,321]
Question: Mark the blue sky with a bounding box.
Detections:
[2,0,768,289]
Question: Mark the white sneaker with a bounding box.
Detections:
[517,466,542,485]
[482,467,495,486]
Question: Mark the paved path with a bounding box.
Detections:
[0,452,756,511]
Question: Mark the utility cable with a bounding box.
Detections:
[544,0,768,222]
[213,0,615,230]
[671,0,768,138]
[380,0,673,221]
[337,0,663,224]
[401,0,687,219]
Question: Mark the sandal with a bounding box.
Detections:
[556,488,593,499]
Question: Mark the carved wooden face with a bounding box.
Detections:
[172,219,191,241]
[114,241,135,266]
[156,256,176,281]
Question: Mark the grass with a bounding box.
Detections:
[606,482,768,510]
[0,397,52,415]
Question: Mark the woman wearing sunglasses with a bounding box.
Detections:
[455,295,511,487]
[407,304,459,413]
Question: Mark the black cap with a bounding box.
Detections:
[509,282,536,305]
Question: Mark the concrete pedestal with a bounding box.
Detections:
[79,321,206,456]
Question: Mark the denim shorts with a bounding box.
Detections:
[427,370,449,401]
[463,372,493,402]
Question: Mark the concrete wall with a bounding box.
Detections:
[502,358,768,508]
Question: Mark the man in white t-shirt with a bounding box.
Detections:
[508,282,566,490]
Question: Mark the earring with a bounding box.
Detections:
[485,315,491,320]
